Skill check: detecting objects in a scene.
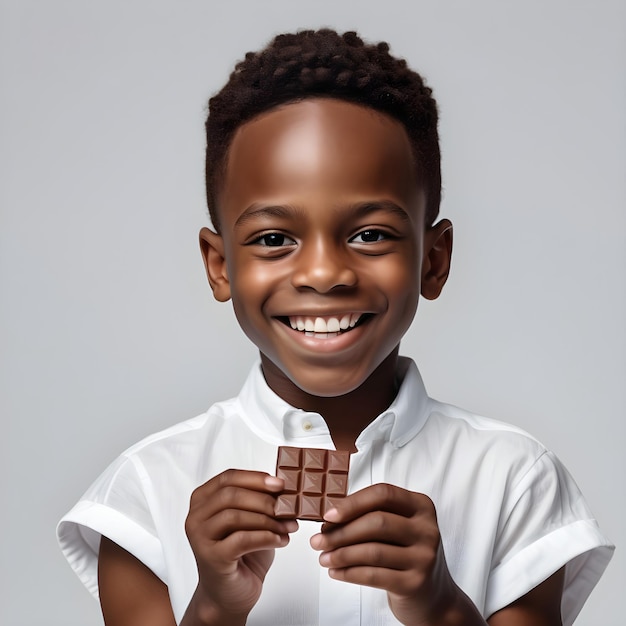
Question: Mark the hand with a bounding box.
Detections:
[309,483,480,626]
[183,469,298,624]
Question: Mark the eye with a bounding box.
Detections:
[253,232,297,247]
[349,229,387,243]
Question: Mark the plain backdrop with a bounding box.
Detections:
[1,1,624,624]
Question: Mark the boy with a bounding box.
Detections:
[57,29,613,625]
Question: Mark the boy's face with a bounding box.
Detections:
[201,98,451,399]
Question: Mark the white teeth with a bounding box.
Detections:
[314,317,326,333]
[287,314,363,334]
[327,317,340,333]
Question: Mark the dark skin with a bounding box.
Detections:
[99,99,565,625]
[99,536,564,626]
[260,348,400,452]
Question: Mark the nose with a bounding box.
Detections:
[290,238,357,293]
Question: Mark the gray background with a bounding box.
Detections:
[1,1,624,624]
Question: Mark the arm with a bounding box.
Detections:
[99,536,177,626]
[99,470,298,626]
[99,536,564,626]
[310,484,564,626]
[487,567,564,626]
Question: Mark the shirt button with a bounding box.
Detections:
[302,420,313,432]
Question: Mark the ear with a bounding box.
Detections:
[199,227,231,302]
[421,219,453,300]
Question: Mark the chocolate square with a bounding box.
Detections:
[274,446,350,521]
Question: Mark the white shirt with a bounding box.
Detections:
[57,358,613,625]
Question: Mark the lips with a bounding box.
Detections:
[282,313,366,335]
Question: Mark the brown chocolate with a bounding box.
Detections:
[274,446,350,521]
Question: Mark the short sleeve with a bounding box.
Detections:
[56,454,166,599]
[484,451,614,624]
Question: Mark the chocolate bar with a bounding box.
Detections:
[274,446,350,521]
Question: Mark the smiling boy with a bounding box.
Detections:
[58,30,613,626]
[202,97,449,453]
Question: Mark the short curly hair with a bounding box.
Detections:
[206,29,441,230]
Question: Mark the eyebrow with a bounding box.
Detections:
[234,204,301,228]
[350,201,411,223]
[233,200,411,229]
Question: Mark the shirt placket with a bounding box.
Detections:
[319,416,395,626]
[317,446,371,625]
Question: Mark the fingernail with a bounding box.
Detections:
[284,520,299,533]
[310,534,322,549]
[323,507,339,522]
[319,552,331,566]
[265,476,284,490]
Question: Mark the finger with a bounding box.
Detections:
[202,509,299,541]
[327,564,425,596]
[213,530,289,562]
[186,495,298,543]
[205,529,292,567]
[323,484,433,524]
[319,541,434,573]
[189,484,282,520]
[191,469,284,506]
[312,510,422,551]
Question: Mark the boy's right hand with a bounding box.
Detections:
[182,469,298,625]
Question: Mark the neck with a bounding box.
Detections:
[260,349,400,452]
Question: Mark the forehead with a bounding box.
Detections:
[219,99,422,223]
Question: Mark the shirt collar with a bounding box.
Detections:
[236,356,432,449]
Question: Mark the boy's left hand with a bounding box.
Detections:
[310,483,483,626]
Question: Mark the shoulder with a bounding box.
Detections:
[64,394,249,521]
[114,395,243,467]
[423,399,548,469]
[56,395,246,598]
[428,398,541,441]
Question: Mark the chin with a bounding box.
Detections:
[286,366,372,399]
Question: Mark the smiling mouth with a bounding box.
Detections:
[278,313,371,336]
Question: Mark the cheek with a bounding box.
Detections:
[237,267,276,294]
[227,260,282,334]
[228,256,275,300]
[373,256,420,297]
[374,260,421,327]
